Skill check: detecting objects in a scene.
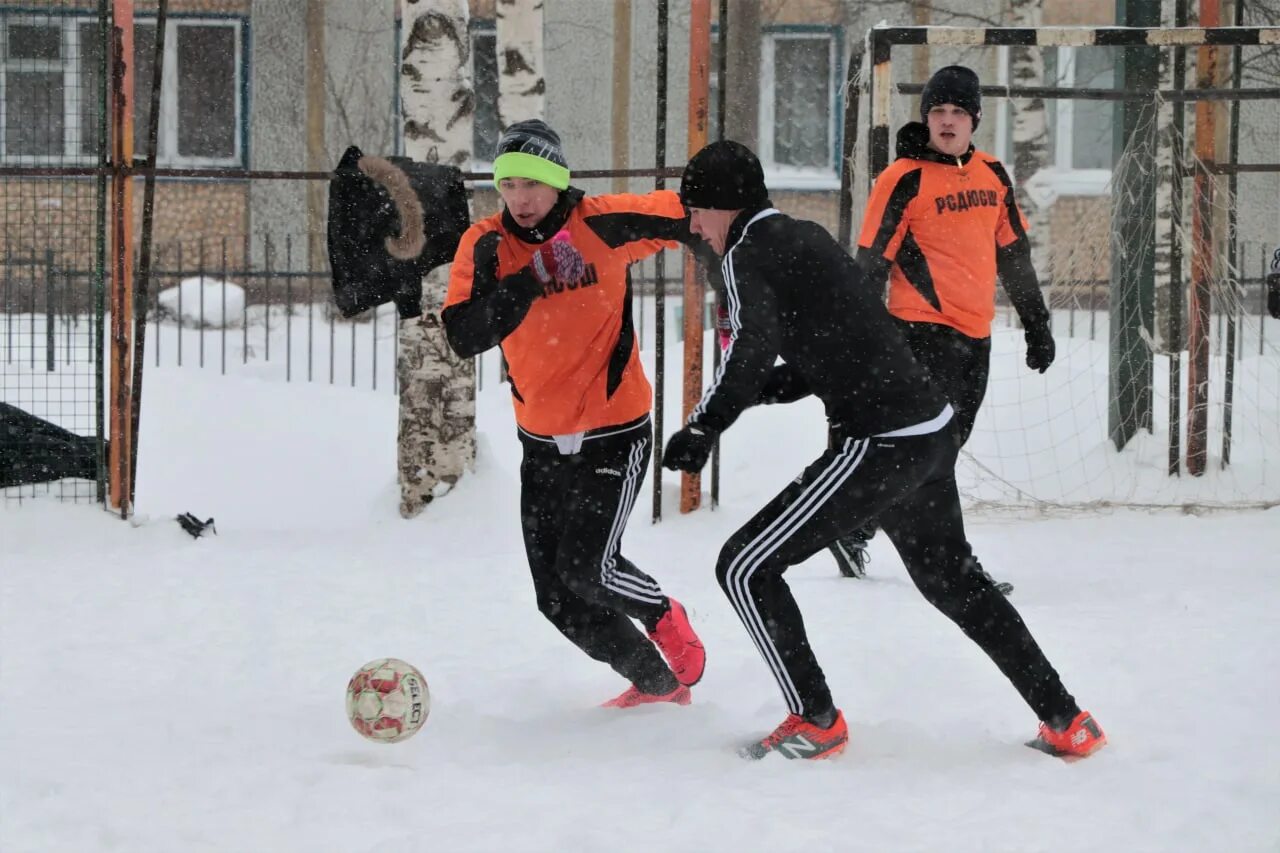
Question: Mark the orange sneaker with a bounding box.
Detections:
[740,710,849,761]
[648,598,706,687]
[601,684,692,709]
[1028,710,1107,760]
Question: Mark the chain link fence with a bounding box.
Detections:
[1,4,107,504]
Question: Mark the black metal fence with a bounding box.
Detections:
[134,234,392,389]
[4,238,1276,401]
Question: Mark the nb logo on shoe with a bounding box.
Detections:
[779,735,818,759]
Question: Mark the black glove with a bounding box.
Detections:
[1024,321,1056,373]
[1267,273,1279,320]
[662,424,718,473]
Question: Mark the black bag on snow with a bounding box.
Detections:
[0,402,101,488]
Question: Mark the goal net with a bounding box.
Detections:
[852,25,1280,514]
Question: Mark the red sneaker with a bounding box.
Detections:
[740,711,849,761]
[601,684,692,709]
[1029,710,1107,760]
[648,599,706,687]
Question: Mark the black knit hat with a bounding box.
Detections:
[679,140,770,210]
[920,65,982,129]
[493,119,570,189]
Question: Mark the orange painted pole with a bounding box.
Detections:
[1186,0,1221,477]
[108,0,136,513]
[680,0,711,513]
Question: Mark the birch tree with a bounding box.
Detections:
[1006,0,1051,282]
[1152,0,1181,350]
[397,0,475,518]
[495,0,545,128]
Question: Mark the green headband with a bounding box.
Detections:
[493,151,570,190]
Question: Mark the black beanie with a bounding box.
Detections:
[679,140,770,210]
[493,119,570,189]
[920,65,982,129]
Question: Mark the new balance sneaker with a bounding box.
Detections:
[739,710,849,761]
[648,598,706,687]
[1028,710,1107,759]
[830,537,869,579]
[601,684,692,709]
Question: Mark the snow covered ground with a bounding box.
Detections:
[3,350,1279,852]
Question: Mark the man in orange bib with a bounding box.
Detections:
[829,66,1055,593]
[442,120,706,709]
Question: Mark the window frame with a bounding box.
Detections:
[469,19,499,173]
[159,16,246,168]
[0,13,84,163]
[0,10,247,168]
[1037,46,1112,197]
[758,25,843,191]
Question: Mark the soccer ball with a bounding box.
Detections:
[345,658,430,743]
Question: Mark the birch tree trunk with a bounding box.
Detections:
[1152,0,1177,350]
[495,0,546,128]
[397,0,475,519]
[1007,0,1051,286]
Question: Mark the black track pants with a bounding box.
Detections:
[519,416,675,694]
[898,320,991,448]
[718,416,1079,723]
[827,321,991,559]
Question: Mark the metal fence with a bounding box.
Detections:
[0,240,720,397]
[5,240,1276,401]
[138,233,397,389]
[0,1,108,504]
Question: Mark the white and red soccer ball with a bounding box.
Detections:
[345,658,430,743]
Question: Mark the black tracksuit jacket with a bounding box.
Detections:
[698,207,1080,727]
[689,206,947,438]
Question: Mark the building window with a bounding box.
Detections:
[759,29,840,187]
[1,16,77,160]
[0,13,244,166]
[706,26,841,189]
[171,22,239,162]
[1045,46,1117,172]
[471,22,500,166]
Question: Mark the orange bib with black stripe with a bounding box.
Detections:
[858,149,1028,339]
[445,191,687,436]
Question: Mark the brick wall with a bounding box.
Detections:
[138,182,249,267]
[763,0,846,25]
[136,0,248,11]
[14,0,249,12]
[1044,0,1114,26]
[0,181,99,274]
[771,191,840,235]
[1048,196,1111,286]
[0,180,248,274]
